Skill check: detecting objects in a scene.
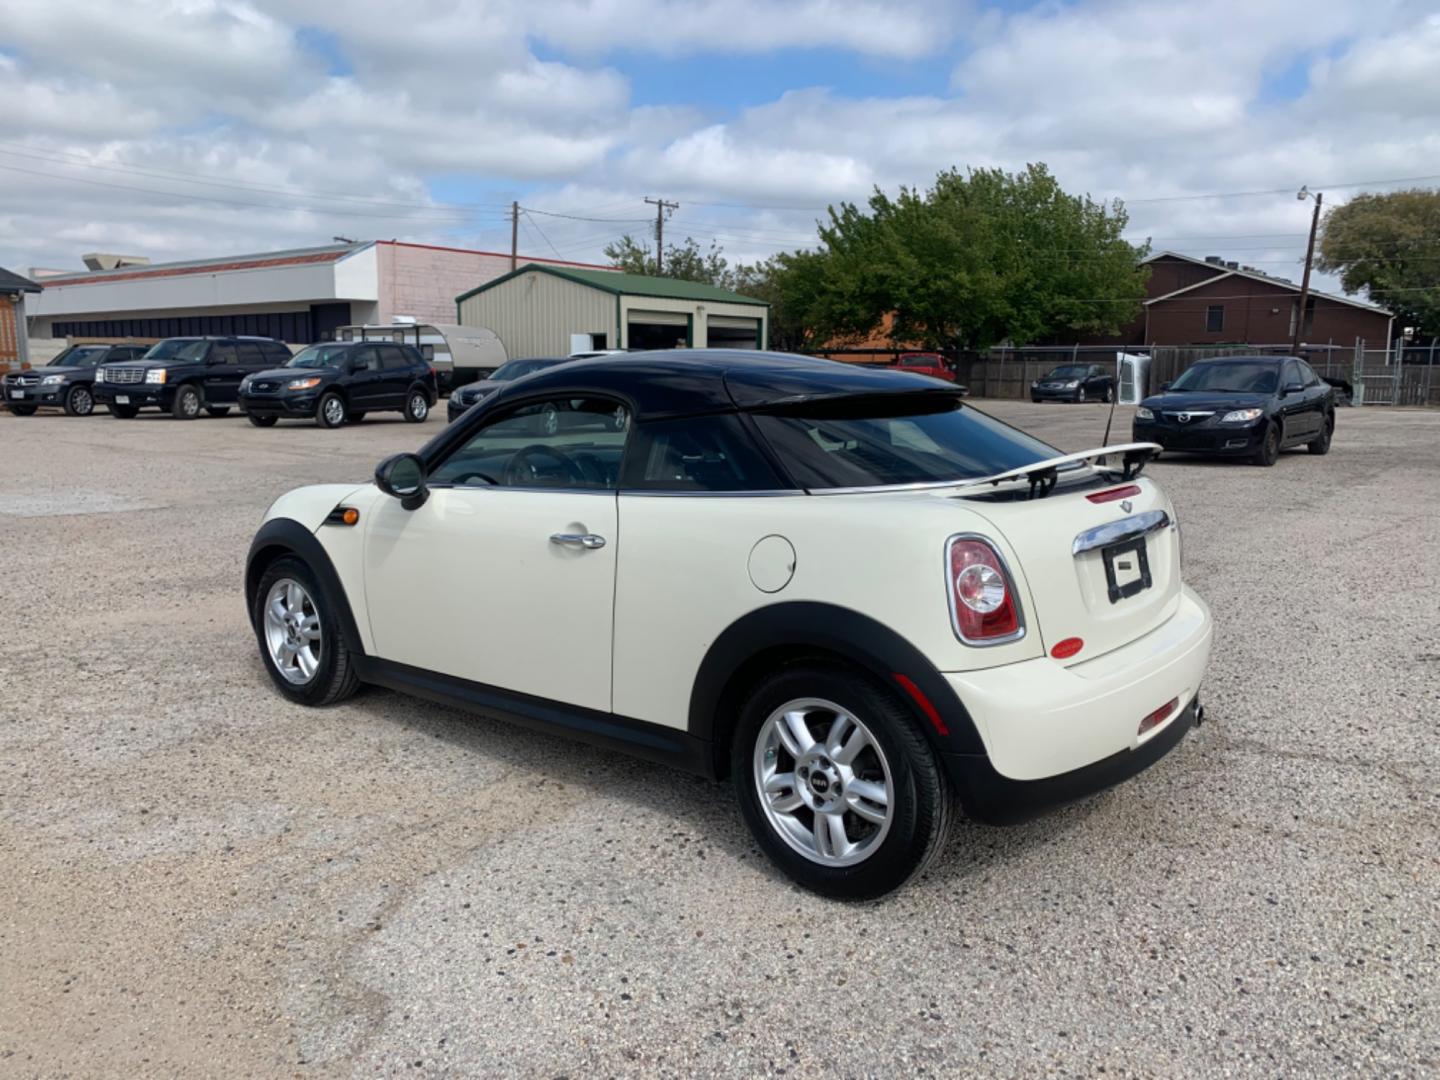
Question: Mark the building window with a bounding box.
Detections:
[1205,305,1225,333]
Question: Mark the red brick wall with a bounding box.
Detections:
[1144,275,1390,347]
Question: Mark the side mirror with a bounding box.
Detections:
[1159,381,1172,392]
[375,452,429,510]
[348,360,365,374]
[1281,384,1301,396]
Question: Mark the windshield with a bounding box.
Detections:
[1046,365,1089,379]
[752,398,1060,489]
[143,339,208,362]
[287,345,353,369]
[489,358,561,381]
[50,346,106,367]
[1170,361,1278,394]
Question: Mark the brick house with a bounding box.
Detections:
[1119,251,1393,350]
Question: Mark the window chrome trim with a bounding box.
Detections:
[943,533,1027,647]
[425,483,618,496]
[1071,510,1171,556]
[617,488,807,498]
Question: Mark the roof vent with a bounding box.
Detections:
[1205,255,1224,265]
[1225,261,1239,270]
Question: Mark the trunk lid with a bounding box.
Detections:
[949,472,1181,665]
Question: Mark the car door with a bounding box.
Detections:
[202,342,241,403]
[361,395,630,711]
[1278,360,1314,442]
[346,346,385,408]
[376,345,414,407]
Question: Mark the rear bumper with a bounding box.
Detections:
[1133,419,1264,455]
[938,585,1212,820]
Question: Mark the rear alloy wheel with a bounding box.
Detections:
[316,392,347,429]
[109,403,139,419]
[252,556,359,706]
[248,413,278,428]
[403,390,429,423]
[733,663,952,900]
[205,406,231,417]
[64,384,95,417]
[1308,414,1333,455]
[1252,422,1281,467]
[172,384,202,420]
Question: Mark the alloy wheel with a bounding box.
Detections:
[263,579,322,685]
[70,387,94,415]
[323,396,345,426]
[409,393,428,420]
[181,389,200,417]
[753,698,895,867]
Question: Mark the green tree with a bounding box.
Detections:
[806,164,1148,352]
[731,252,828,352]
[1318,189,1440,338]
[603,234,735,288]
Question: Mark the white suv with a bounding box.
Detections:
[246,351,1212,898]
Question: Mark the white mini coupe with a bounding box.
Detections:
[246,351,1213,898]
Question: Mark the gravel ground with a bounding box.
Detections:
[1,400,1436,1078]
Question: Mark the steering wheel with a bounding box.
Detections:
[450,471,498,486]
[503,444,586,487]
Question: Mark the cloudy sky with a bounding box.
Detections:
[3,0,1439,295]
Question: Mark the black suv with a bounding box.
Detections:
[93,336,293,419]
[238,341,437,428]
[3,343,149,417]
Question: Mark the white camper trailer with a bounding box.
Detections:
[334,320,507,393]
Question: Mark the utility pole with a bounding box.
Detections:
[510,201,519,271]
[1292,187,1323,357]
[644,197,678,273]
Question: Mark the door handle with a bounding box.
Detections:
[550,532,606,550]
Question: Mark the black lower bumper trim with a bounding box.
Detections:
[943,697,1199,825]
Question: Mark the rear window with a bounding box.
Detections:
[752,398,1058,489]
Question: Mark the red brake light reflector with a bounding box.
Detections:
[948,538,1020,643]
[1088,484,1141,504]
[1051,637,1084,659]
[1138,698,1180,737]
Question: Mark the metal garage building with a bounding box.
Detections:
[455,264,768,357]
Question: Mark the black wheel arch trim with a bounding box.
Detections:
[688,601,986,761]
[245,517,365,655]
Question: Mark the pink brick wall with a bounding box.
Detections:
[377,242,611,325]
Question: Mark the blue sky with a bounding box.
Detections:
[1,0,1437,288]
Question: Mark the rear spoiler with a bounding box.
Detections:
[952,442,1162,498]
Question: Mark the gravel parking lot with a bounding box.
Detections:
[2,400,1436,1078]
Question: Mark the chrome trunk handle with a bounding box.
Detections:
[550,532,606,550]
[1072,510,1170,556]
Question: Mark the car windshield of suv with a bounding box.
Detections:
[1046,365,1089,379]
[488,358,562,381]
[752,397,1059,489]
[50,346,106,367]
[143,340,209,361]
[1169,361,1278,394]
[287,345,354,369]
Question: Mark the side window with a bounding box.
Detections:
[210,342,239,365]
[1282,360,1304,390]
[381,345,416,371]
[430,398,630,490]
[264,342,292,365]
[621,414,783,492]
[350,347,379,372]
[1299,361,1322,388]
[237,343,267,367]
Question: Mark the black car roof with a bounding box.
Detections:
[487,349,964,421]
[1190,355,1286,363]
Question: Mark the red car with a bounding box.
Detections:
[894,352,957,383]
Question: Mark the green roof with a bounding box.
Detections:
[456,262,768,307]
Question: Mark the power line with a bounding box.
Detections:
[521,210,564,260]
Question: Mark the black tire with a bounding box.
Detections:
[1102,385,1114,403]
[6,403,38,416]
[316,391,347,429]
[731,662,953,901]
[205,406,231,417]
[1252,422,1281,467]
[1031,397,1041,404]
[172,384,202,420]
[108,403,139,418]
[64,384,96,417]
[248,413,278,428]
[1307,413,1333,455]
[403,389,429,423]
[250,556,360,706]
[347,411,366,423]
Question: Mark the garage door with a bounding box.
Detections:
[628,310,689,350]
[706,314,761,349]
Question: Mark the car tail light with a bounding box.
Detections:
[1087,484,1141,504]
[947,537,1021,644]
[1138,698,1179,737]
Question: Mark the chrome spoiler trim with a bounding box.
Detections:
[950,442,1162,492]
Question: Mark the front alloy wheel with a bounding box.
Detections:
[317,392,346,428]
[264,579,322,685]
[252,556,359,705]
[65,384,95,416]
[733,663,952,900]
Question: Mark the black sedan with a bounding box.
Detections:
[1030,364,1114,403]
[3,343,148,416]
[446,357,572,422]
[1132,356,1335,467]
